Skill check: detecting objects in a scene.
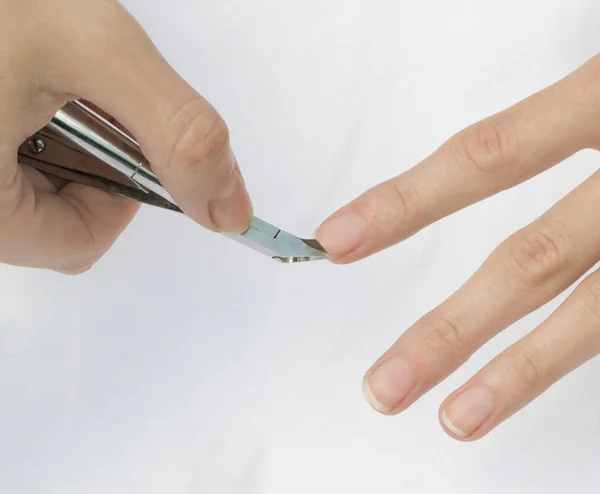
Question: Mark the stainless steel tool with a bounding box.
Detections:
[17,100,328,263]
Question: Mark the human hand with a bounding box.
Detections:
[1,0,252,274]
[315,54,600,441]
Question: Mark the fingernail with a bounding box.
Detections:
[362,357,417,414]
[209,173,253,233]
[315,212,366,257]
[441,386,495,438]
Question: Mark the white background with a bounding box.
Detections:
[2,1,600,492]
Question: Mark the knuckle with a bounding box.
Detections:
[568,57,600,112]
[420,313,468,360]
[388,179,421,225]
[167,99,230,175]
[505,221,571,289]
[575,275,600,322]
[505,346,546,389]
[453,117,518,179]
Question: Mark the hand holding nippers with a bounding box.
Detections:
[2,0,257,273]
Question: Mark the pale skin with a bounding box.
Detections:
[3,1,600,442]
[315,55,600,440]
[1,0,253,274]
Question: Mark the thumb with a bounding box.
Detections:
[49,3,253,234]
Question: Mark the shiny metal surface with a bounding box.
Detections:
[227,218,329,263]
[26,137,45,154]
[49,101,173,202]
[17,101,329,264]
[18,130,183,212]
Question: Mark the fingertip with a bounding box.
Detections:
[55,262,95,276]
[362,375,395,415]
[361,357,417,415]
[314,211,367,259]
[439,385,496,441]
[208,172,254,234]
[440,409,470,440]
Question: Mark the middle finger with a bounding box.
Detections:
[362,169,600,415]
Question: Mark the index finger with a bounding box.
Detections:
[314,55,600,263]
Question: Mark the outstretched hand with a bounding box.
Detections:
[316,54,600,441]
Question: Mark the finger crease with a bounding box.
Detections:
[60,192,99,247]
[0,167,26,226]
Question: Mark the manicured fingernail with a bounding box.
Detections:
[209,173,253,233]
[315,212,366,257]
[362,357,417,414]
[441,386,495,438]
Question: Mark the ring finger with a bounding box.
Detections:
[362,168,600,420]
[440,266,600,440]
